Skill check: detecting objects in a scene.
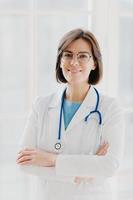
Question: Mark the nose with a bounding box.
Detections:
[70,55,79,65]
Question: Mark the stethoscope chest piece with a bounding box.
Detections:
[55,142,61,150]
[54,87,102,151]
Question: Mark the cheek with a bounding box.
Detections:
[82,68,91,78]
[60,63,68,80]
[83,64,93,73]
[60,62,66,69]
[89,59,96,70]
[60,62,69,74]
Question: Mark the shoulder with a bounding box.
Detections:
[100,93,122,111]
[31,86,65,114]
[99,93,125,124]
[32,92,58,113]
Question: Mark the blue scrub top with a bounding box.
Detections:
[63,98,81,130]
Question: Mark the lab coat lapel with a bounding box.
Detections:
[47,86,66,132]
[47,86,97,134]
[65,86,97,133]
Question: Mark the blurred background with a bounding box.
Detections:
[0,0,133,199]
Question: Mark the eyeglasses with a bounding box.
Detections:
[61,51,92,64]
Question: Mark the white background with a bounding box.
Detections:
[0,0,133,199]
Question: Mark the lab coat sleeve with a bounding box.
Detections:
[18,96,74,183]
[55,99,125,177]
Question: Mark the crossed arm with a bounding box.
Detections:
[17,97,124,183]
[16,142,109,183]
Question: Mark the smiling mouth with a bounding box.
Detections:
[67,69,82,73]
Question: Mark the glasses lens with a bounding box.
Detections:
[62,52,73,62]
[62,52,91,64]
[78,53,91,64]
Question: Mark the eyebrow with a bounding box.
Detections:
[63,50,91,54]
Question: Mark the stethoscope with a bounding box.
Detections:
[54,87,102,150]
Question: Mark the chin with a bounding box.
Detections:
[67,78,87,85]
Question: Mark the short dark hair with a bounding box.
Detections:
[56,28,103,85]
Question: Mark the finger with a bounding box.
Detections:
[18,160,32,165]
[96,143,109,154]
[96,147,107,155]
[18,149,35,155]
[97,149,107,156]
[101,143,109,152]
[96,147,104,155]
[104,142,109,148]
[18,150,36,157]
[97,145,108,152]
[17,155,33,163]
[18,150,36,155]
[17,157,32,164]
[96,143,106,154]
[99,149,107,155]
[17,152,35,161]
[100,142,109,150]
[18,148,36,154]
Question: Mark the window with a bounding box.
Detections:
[0,1,92,200]
[0,0,132,199]
[117,1,133,199]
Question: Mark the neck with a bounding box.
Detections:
[65,83,90,103]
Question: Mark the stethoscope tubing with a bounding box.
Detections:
[55,87,102,150]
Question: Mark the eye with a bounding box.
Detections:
[63,53,73,58]
[79,54,88,59]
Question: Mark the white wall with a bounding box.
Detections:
[0,0,133,199]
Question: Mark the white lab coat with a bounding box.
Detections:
[19,86,125,200]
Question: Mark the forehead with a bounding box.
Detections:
[65,38,91,52]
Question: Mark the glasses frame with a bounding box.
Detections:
[61,51,92,65]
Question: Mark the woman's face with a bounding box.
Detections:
[60,38,96,85]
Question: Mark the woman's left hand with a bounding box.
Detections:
[16,148,57,167]
[74,142,109,184]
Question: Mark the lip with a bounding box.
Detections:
[67,69,82,73]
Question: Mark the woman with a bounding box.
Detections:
[16,28,125,200]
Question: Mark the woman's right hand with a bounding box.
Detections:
[74,142,109,184]
[95,141,109,156]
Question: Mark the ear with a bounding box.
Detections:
[91,62,96,70]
